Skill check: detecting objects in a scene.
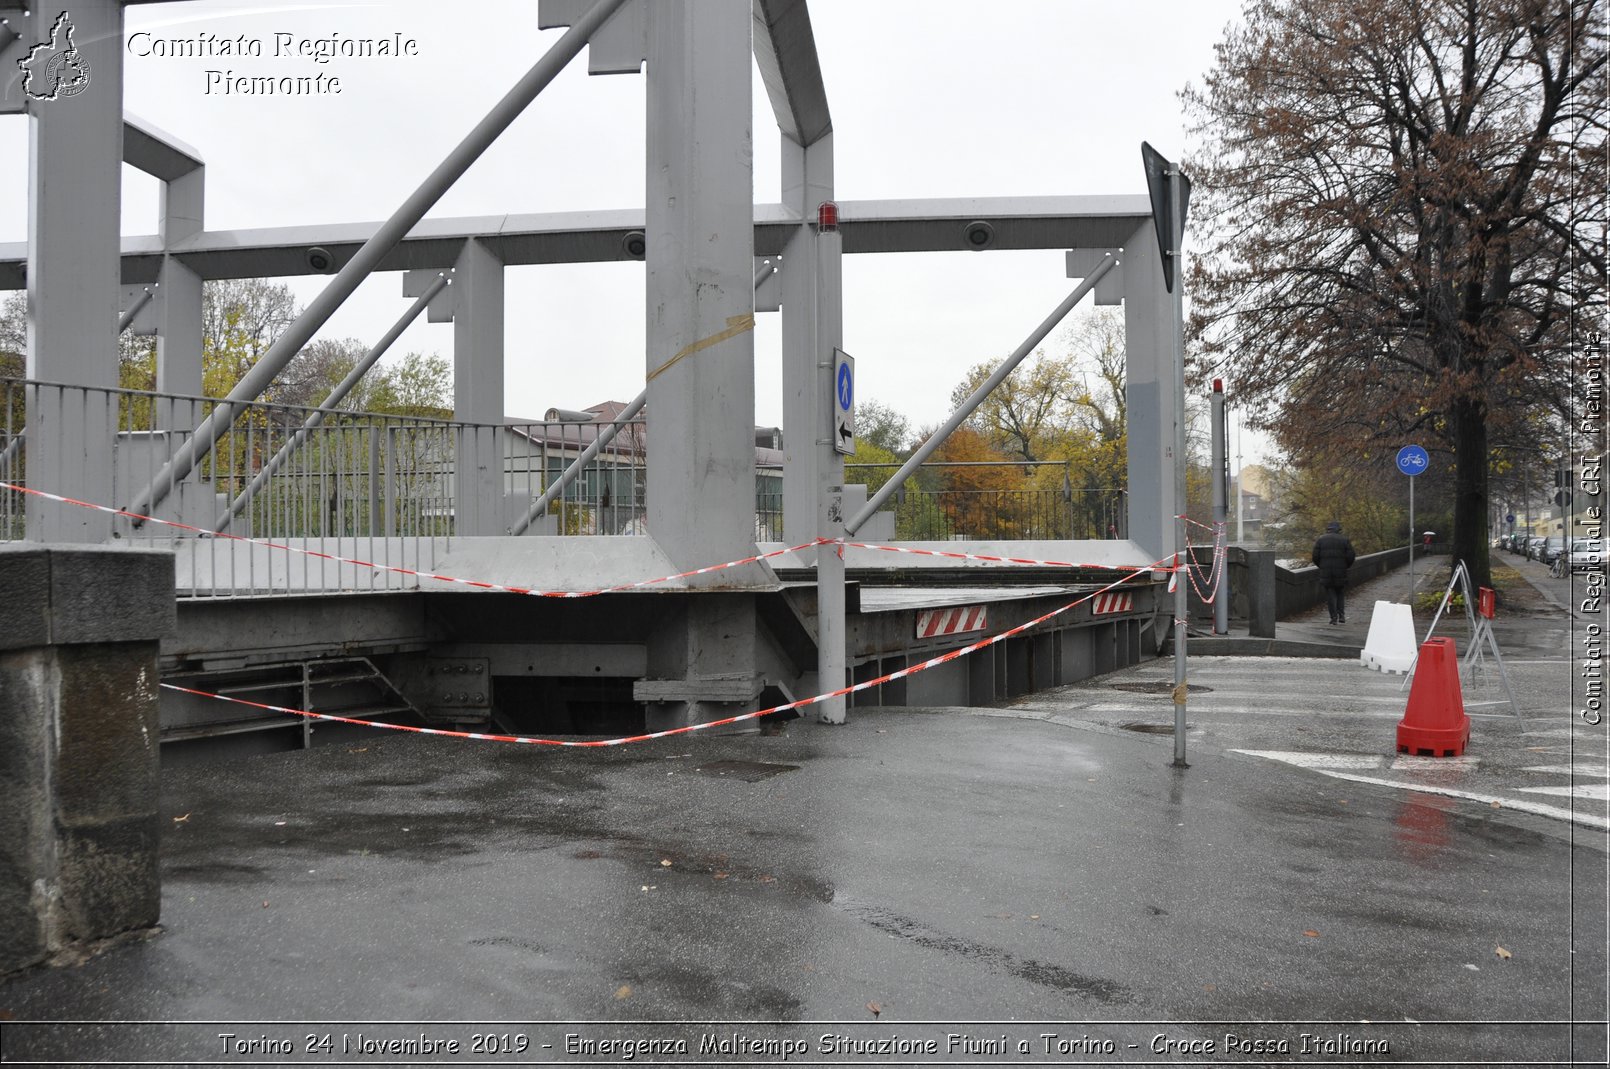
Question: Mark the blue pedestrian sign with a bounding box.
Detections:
[1396,444,1429,477]
[832,349,856,456]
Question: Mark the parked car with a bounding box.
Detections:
[1532,536,1566,564]
[1525,536,1547,560]
[1568,538,1605,573]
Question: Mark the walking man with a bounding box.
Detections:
[1312,521,1357,625]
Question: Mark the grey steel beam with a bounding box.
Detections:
[845,254,1119,536]
[752,0,831,146]
[123,112,203,181]
[214,273,450,532]
[510,392,646,537]
[126,0,630,522]
[511,258,776,537]
[0,198,1153,290]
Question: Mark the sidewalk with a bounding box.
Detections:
[1183,555,1570,660]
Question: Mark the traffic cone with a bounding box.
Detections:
[1396,637,1469,757]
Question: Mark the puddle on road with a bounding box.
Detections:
[695,759,800,783]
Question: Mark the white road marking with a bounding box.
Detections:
[1390,755,1482,771]
[1230,750,1610,831]
[1517,784,1610,800]
[1236,750,1384,769]
[1521,765,1610,778]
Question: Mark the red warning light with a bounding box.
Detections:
[817,202,838,231]
[1213,378,1223,393]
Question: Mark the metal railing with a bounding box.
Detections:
[0,379,814,593]
[1,379,655,595]
[878,488,1123,540]
[842,461,1126,541]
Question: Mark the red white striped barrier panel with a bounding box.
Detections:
[1090,590,1134,615]
[916,605,988,639]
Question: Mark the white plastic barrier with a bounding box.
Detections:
[1361,600,1417,673]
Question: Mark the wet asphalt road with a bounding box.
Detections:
[2,681,1606,1066]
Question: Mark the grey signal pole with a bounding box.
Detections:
[1169,166,1189,768]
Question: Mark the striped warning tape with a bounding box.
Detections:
[12,477,1176,745]
[838,539,1163,573]
[158,557,1172,748]
[0,481,831,598]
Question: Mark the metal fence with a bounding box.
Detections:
[0,378,662,595]
[1,380,1132,595]
[890,488,1124,540]
[842,461,1126,541]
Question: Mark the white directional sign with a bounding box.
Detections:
[832,348,855,456]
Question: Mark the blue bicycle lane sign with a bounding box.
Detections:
[1396,445,1429,477]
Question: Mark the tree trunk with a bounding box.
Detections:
[1452,396,1491,589]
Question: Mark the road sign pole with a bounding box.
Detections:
[1395,445,1429,606]
[1408,474,1415,604]
[1170,165,1189,769]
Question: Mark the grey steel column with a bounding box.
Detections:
[1211,379,1228,635]
[644,0,756,567]
[779,132,845,723]
[454,238,505,536]
[1168,173,1189,768]
[640,0,760,729]
[24,0,122,542]
[156,164,204,421]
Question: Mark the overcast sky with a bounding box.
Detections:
[0,0,1268,463]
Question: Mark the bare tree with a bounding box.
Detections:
[1185,0,1606,586]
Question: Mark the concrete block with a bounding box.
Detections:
[1247,551,1277,638]
[0,650,52,974]
[46,547,176,646]
[55,643,161,823]
[56,816,161,939]
[0,547,52,651]
[0,545,170,976]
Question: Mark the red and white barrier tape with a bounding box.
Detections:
[0,481,831,598]
[12,477,1175,745]
[1174,514,1227,604]
[838,539,1159,573]
[158,557,1171,748]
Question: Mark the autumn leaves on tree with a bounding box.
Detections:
[1185,0,1606,586]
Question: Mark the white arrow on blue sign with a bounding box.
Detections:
[832,349,856,456]
[1396,444,1429,477]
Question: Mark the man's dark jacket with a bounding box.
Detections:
[1312,533,1356,588]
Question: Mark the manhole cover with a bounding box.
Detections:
[695,760,799,783]
[1119,722,1193,734]
[1110,681,1213,694]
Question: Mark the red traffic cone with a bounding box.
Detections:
[1396,637,1469,757]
